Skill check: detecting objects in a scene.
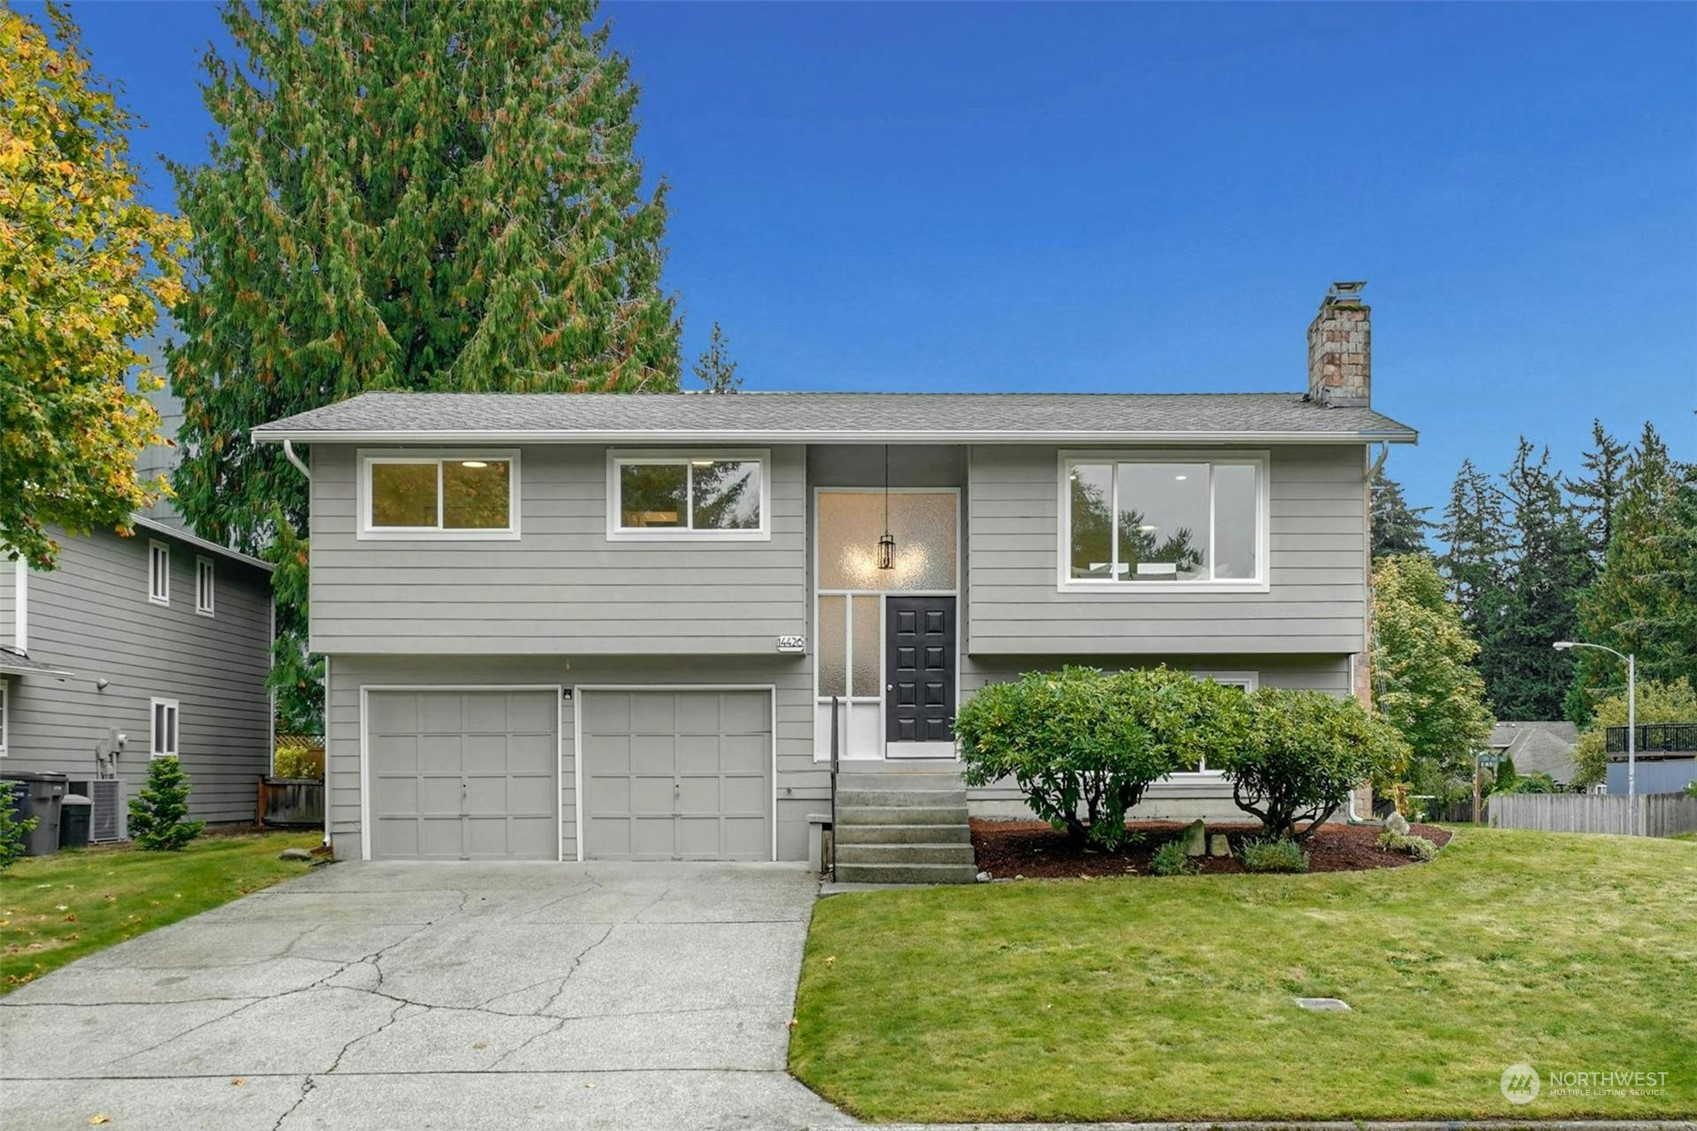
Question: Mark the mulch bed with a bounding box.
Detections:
[972,818,1454,879]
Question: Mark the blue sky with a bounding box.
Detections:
[52,1,1697,519]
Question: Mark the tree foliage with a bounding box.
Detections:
[0,4,188,566]
[168,0,682,730]
[1570,677,1697,790]
[692,321,741,393]
[0,782,39,868]
[128,757,206,851]
[1438,457,1510,640]
[1371,554,1494,788]
[1370,465,1432,559]
[1566,419,1631,565]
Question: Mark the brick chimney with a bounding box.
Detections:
[1306,281,1370,408]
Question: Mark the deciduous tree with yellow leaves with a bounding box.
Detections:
[0,4,188,566]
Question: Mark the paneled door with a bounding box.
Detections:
[884,595,957,757]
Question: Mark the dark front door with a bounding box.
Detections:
[885,596,957,743]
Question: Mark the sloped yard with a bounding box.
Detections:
[791,828,1697,1121]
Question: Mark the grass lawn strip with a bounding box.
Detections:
[1,831,320,992]
[791,828,1697,1122]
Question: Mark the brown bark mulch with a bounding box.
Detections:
[971,818,1454,879]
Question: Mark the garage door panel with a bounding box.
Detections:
[507,817,557,858]
[368,693,418,732]
[370,735,418,773]
[375,819,419,858]
[462,693,513,732]
[582,690,771,861]
[507,734,555,774]
[419,735,463,773]
[417,695,464,732]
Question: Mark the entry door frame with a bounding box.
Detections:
[811,486,963,762]
[571,685,779,864]
[358,684,565,863]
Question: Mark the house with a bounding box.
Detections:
[1489,721,1580,789]
[250,282,1415,879]
[1605,723,1697,795]
[0,517,275,841]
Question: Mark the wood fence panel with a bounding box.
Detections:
[1488,792,1697,837]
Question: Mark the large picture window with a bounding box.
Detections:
[360,452,518,538]
[1062,453,1267,590]
[609,451,767,539]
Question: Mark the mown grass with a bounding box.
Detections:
[791,828,1697,1121]
[0,831,319,992]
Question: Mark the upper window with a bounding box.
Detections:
[150,698,180,758]
[360,452,519,539]
[609,451,768,540]
[148,541,170,604]
[1062,453,1267,591]
[195,557,215,616]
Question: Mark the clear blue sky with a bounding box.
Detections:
[52,1,1697,519]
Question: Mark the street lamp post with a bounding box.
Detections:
[1554,640,1636,817]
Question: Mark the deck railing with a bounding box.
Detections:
[1605,722,1697,756]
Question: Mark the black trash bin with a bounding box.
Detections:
[0,772,68,856]
[60,794,92,850]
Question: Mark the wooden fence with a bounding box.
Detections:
[1488,791,1697,837]
[257,777,325,828]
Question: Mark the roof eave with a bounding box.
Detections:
[251,427,1419,446]
[127,514,275,573]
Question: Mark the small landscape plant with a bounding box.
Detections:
[1379,830,1439,862]
[1240,836,1308,873]
[1148,841,1195,876]
[0,782,40,869]
[128,757,206,851]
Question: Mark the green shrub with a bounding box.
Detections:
[0,781,40,869]
[272,740,324,780]
[128,757,206,851]
[1221,688,1409,841]
[1685,780,1697,799]
[955,666,1252,849]
[1240,836,1308,873]
[1149,841,1195,876]
[1379,830,1439,862]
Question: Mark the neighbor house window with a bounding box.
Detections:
[1175,672,1258,773]
[609,451,768,539]
[148,541,170,604]
[195,557,215,616]
[150,698,179,758]
[1062,453,1267,589]
[360,453,519,538]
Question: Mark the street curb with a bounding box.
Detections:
[834,1122,1697,1131]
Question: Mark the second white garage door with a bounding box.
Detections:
[580,689,772,861]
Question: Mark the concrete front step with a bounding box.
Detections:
[835,842,976,866]
[836,788,968,809]
[833,771,965,791]
[834,822,972,846]
[834,804,969,827]
[834,862,980,885]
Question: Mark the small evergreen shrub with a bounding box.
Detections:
[1149,841,1195,876]
[1685,780,1697,799]
[0,781,40,868]
[128,757,206,851]
[1240,836,1308,873]
[1378,830,1439,862]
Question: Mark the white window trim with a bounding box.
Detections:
[150,697,180,759]
[195,556,216,617]
[1168,670,1259,777]
[357,449,522,540]
[606,449,772,542]
[148,540,170,605]
[0,680,9,757]
[1057,449,1271,594]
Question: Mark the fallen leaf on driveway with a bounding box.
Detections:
[88,1117,110,1126]
[232,1079,247,1087]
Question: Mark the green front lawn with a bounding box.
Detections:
[1,831,320,992]
[792,828,1697,1121]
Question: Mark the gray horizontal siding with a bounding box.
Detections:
[2,528,273,825]
[309,444,808,656]
[324,653,819,862]
[967,444,1369,655]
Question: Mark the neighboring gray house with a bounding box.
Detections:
[1489,722,1580,788]
[0,518,275,835]
[252,283,1416,878]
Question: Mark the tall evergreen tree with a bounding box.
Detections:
[692,321,741,393]
[1567,424,1697,720]
[1437,457,1510,641]
[1566,419,1630,564]
[1481,439,1592,719]
[1370,465,1433,559]
[168,0,682,730]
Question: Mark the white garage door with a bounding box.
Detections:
[367,689,558,860]
[581,690,772,861]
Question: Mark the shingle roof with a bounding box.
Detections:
[251,391,1417,444]
[1489,722,1580,784]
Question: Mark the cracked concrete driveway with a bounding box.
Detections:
[0,861,855,1130]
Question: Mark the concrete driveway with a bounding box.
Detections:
[1,861,854,1130]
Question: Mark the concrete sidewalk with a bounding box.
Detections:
[0,860,854,1130]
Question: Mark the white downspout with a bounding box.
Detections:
[282,439,310,480]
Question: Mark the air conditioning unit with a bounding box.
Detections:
[87,779,126,842]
